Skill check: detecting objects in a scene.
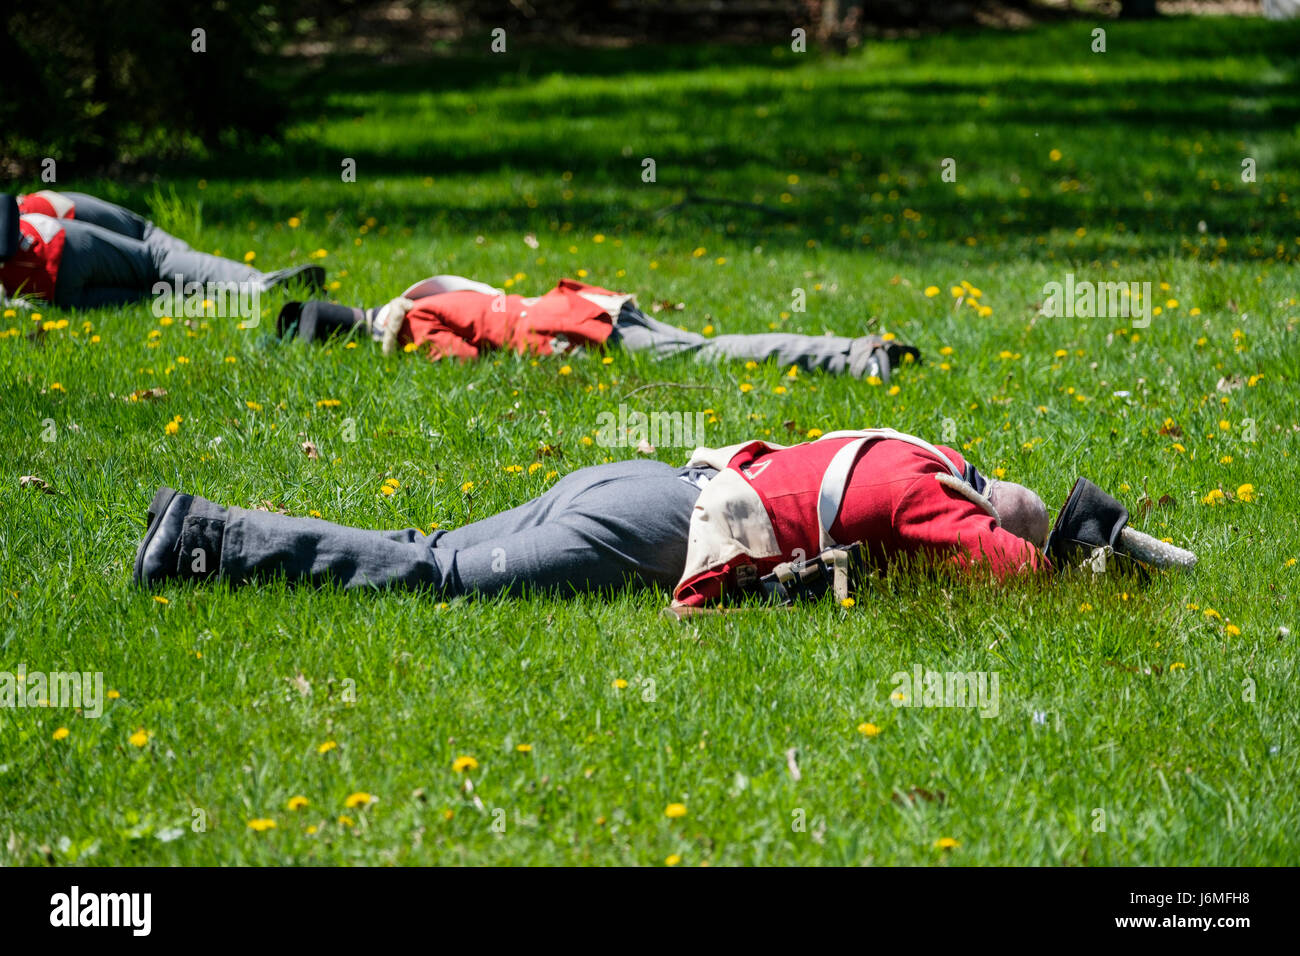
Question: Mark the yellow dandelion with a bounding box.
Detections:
[665,853,682,866]
[664,803,687,819]
[344,792,372,809]
[934,837,961,849]
[1236,483,1255,503]
[1202,489,1225,505]
[924,286,940,297]
[317,740,338,754]
[52,726,70,741]
[858,722,880,737]
[516,743,533,753]
[841,597,856,608]
[452,755,479,773]
[153,596,169,605]
[1225,624,1241,637]
[287,796,309,811]
[246,818,276,831]
[128,728,151,747]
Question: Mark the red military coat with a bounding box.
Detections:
[674,436,1045,606]
[0,214,65,302]
[399,278,620,360]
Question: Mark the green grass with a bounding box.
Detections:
[2,18,1299,865]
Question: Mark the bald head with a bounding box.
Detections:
[987,480,1049,549]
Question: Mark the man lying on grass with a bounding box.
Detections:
[0,190,324,309]
[277,274,918,383]
[134,428,1058,612]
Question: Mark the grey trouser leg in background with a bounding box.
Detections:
[217,460,712,597]
[63,191,197,255]
[55,216,267,309]
[610,302,873,376]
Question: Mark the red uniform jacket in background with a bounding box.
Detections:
[0,215,65,301]
[675,436,1045,606]
[17,192,76,220]
[400,278,618,360]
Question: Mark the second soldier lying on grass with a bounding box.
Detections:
[277,274,919,383]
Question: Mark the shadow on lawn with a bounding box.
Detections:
[159,20,1300,265]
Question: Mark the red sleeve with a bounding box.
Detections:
[893,474,1045,577]
[401,296,482,362]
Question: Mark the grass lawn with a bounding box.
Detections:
[2,17,1298,865]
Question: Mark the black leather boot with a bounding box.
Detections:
[261,264,326,294]
[133,487,227,586]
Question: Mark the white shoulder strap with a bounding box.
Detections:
[815,429,966,549]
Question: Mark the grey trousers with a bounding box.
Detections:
[217,460,712,596]
[611,303,879,376]
[53,193,267,309]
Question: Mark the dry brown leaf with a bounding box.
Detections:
[301,440,319,459]
[19,475,55,494]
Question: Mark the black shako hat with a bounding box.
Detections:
[1046,477,1196,571]
[277,301,366,343]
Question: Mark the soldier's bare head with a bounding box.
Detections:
[987,480,1049,549]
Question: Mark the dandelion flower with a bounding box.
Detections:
[344,792,372,809]
[1236,484,1255,503]
[287,796,309,811]
[52,727,69,741]
[452,755,479,773]
[128,728,151,747]
[246,818,276,831]
[317,740,338,754]
[664,803,687,819]
[934,837,961,849]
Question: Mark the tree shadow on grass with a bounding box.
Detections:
[149,19,1300,266]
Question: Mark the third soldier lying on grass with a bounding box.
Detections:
[133,428,1195,613]
[276,274,919,383]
